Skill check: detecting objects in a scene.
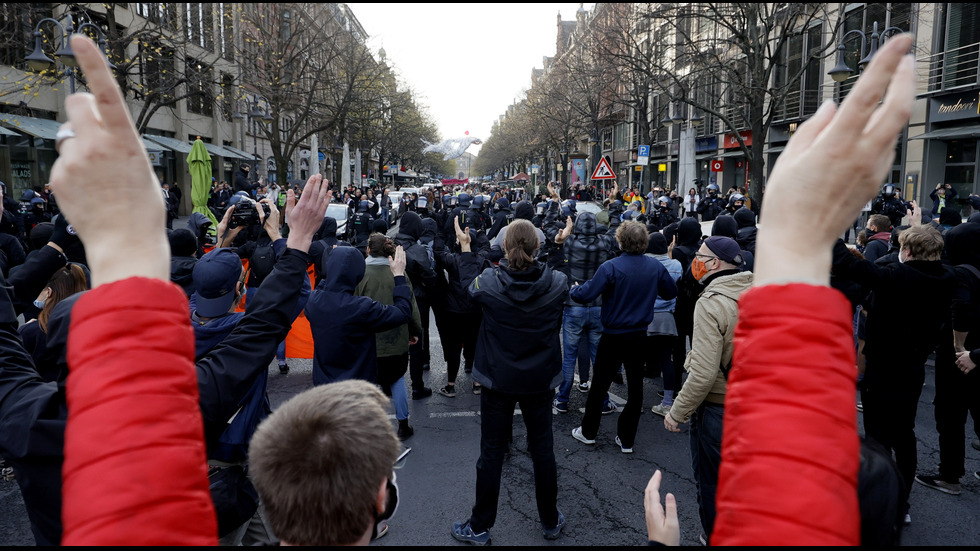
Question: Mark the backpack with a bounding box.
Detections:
[248,243,276,285]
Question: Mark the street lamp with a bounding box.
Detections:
[25,13,115,94]
[828,21,906,83]
[233,96,273,182]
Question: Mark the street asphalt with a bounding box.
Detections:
[1,212,977,546]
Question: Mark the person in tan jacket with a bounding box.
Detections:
[664,235,752,545]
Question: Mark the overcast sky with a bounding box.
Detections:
[347,3,594,156]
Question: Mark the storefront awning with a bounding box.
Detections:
[909,124,980,141]
[695,152,716,160]
[0,126,18,136]
[144,134,193,154]
[717,150,746,159]
[222,144,258,160]
[764,146,786,154]
[0,114,63,140]
[204,142,250,160]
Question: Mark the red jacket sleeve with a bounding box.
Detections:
[62,278,217,545]
[713,284,859,546]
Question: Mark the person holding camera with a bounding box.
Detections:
[871,184,907,229]
[929,182,958,221]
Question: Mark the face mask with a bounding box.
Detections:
[898,250,907,264]
[33,298,45,309]
[371,473,400,541]
[691,257,709,281]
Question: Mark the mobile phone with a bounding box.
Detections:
[394,447,412,469]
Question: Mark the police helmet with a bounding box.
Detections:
[707,183,720,195]
[494,197,510,212]
[881,184,896,199]
[458,193,472,207]
[471,195,485,209]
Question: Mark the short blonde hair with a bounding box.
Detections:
[249,380,400,545]
[899,225,943,262]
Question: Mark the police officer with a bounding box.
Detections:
[871,184,907,228]
[351,199,375,249]
[697,184,726,222]
[726,193,746,215]
[652,195,678,229]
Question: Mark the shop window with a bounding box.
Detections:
[944,139,978,202]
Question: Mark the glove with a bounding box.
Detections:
[50,214,80,250]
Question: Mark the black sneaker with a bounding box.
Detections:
[438,385,456,398]
[278,362,289,375]
[577,381,589,393]
[601,400,618,415]
[914,473,962,495]
[397,421,414,441]
[452,521,491,545]
[552,399,569,414]
[412,387,433,400]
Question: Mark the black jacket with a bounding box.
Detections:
[945,224,980,364]
[462,256,567,393]
[832,239,954,381]
[697,195,726,221]
[394,212,437,299]
[561,212,616,307]
[734,207,757,254]
[233,167,254,195]
[435,234,491,314]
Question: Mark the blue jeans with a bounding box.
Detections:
[388,376,409,421]
[382,208,390,226]
[556,306,602,404]
[690,403,724,542]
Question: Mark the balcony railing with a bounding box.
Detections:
[923,41,980,93]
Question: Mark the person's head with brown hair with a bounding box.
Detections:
[37,263,88,332]
[366,232,395,259]
[867,214,892,234]
[615,220,650,255]
[503,218,539,271]
[898,225,944,262]
[249,380,401,546]
[856,229,869,248]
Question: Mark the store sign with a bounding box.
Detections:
[711,160,724,172]
[723,131,753,149]
[930,90,980,123]
[147,150,163,166]
[11,161,31,184]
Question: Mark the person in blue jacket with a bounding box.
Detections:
[569,220,678,454]
[306,245,413,385]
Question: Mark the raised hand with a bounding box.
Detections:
[454,216,472,251]
[285,174,332,253]
[390,246,406,277]
[48,35,167,287]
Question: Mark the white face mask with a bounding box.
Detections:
[899,250,908,264]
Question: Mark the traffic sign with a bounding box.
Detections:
[591,157,617,180]
[637,145,649,166]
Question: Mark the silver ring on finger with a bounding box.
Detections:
[55,125,76,151]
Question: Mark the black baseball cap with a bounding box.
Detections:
[191,248,243,317]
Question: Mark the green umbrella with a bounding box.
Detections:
[187,138,218,235]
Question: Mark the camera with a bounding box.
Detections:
[903,201,915,213]
[230,199,271,228]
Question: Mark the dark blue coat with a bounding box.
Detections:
[306,247,413,385]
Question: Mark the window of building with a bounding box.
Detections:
[282,9,291,41]
[136,3,177,30]
[186,58,214,117]
[937,3,980,90]
[138,42,176,101]
[218,2,234,60]
[614,123,629,151]
[838,4,913,100]
[220,73,235,121]
[944,140,978,201]
[0,4,53,69]
[184,3,214,51]
[774,22,824,122]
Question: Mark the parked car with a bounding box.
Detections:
[325,202,351,239]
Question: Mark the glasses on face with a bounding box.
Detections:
[694,253,719,262]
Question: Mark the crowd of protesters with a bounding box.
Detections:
[2,32,978,548]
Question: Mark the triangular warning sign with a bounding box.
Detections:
[591,157,617,180]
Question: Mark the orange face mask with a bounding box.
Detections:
[691,257,709,281]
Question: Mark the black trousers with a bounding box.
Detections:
[861,362,924,508]
[408,294,431,389]
[581,331,648,448]
[934,347,980,481]
[469,388,558,532]
[437,310,481,384]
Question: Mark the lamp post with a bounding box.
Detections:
[233,97,273,183]
[828,21,906,83]
[25,13,114,94]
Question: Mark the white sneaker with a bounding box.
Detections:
[615,436,633,454]
[651,403,671,417]
[903,513,911,526]
[572,426,595,445]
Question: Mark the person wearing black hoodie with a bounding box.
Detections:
[434,216,492,397]
[394,211,438,399]
[168,228,199,297]
[305,246,413,385]
[670,216,704,390]
[450,218,568,545]
[913,222,980,495]
[733,207,757,254]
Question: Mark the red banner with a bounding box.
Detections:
[440,179,468,186]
